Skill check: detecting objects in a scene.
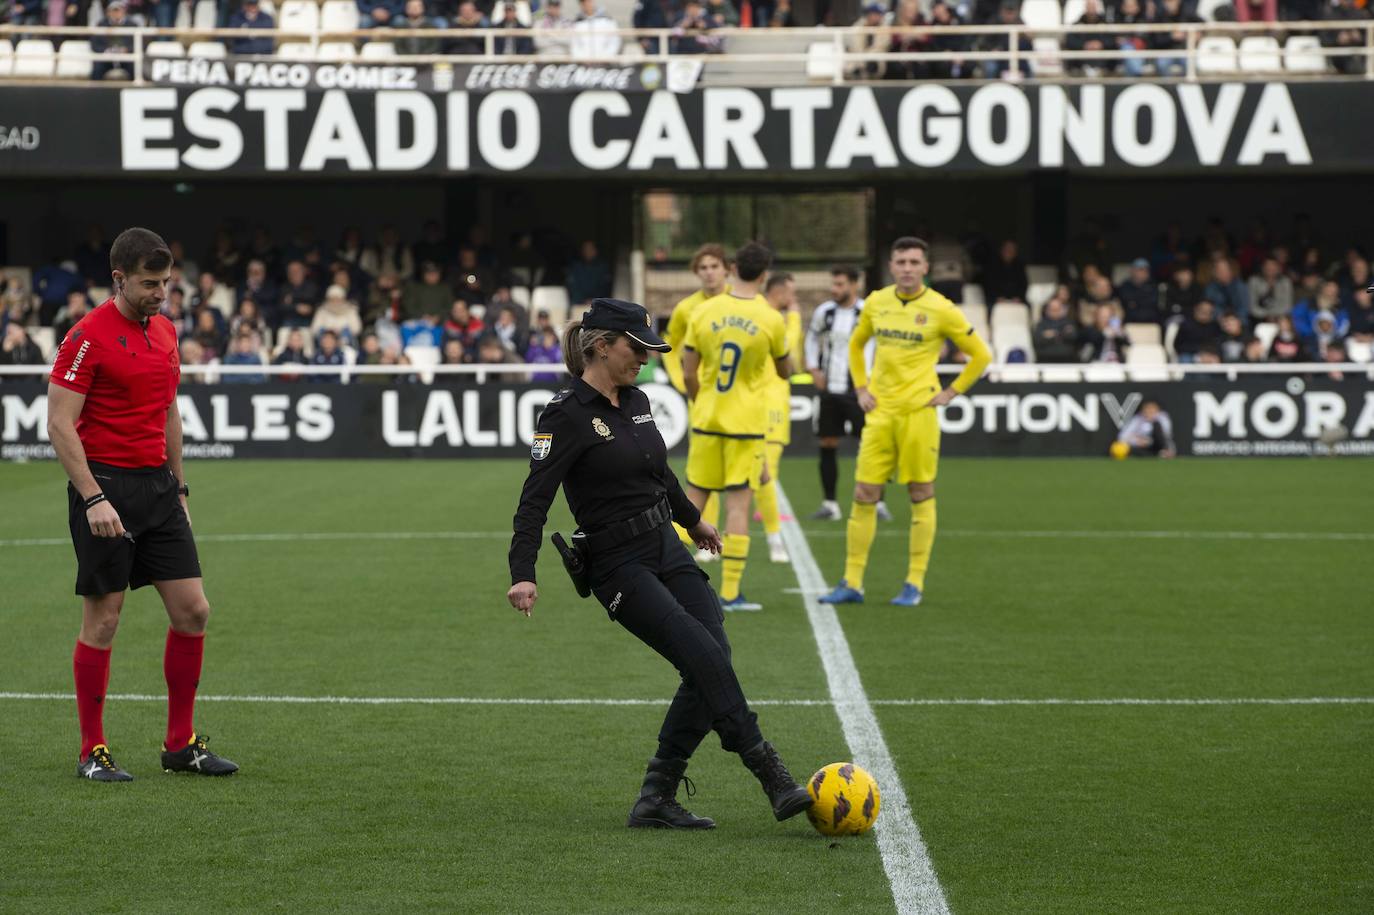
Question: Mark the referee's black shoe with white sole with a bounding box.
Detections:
[77,744,134,782]
[161,733,239,776]
[627,757,716,829]
[741,741,813,821]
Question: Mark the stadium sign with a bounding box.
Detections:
[1,81,1367,176]
[2,379,1371,461]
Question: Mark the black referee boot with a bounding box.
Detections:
[627,758,716,829]
[741,741,812,821]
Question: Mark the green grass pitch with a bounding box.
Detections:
[1,456,1370,914]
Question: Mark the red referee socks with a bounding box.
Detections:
[73,640,112,758]
[164,629,205,751]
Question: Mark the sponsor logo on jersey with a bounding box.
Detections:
[63,338,92,382]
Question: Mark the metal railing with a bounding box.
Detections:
[2,361,1371,382]
[1,20,1371,85]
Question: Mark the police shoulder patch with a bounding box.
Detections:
[548,388,572,404]
[531,433,553,461]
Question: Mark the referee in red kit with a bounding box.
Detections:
[47,227,237,781]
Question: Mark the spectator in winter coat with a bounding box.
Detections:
[1173,300,1223,362]
[524,328,564,382]
[227,0,276,54]
[1080,303,1129,363]
[311,284,363,346]
[982,240,1029,304]
[1116,258,1161,325]
[1247,256,1294,323]
[1032,296,1080,363]
[1162,263,1204,324]
[308,330,346,382]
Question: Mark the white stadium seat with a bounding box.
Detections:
[1284,36,1327,73]
[620,42,646,61]
[1027,264,1057,285]
[1110,262,1132,285]
[320,0,361,34]
[403,344,440,384]
[1040,366,1084,382]
[963,303,990,341]
[193,0,217,30]
[531,286,571,325]
[1030,37,1062,78]
[147,41,186,57]
[278,42,316,60]
[316,42,357,61]
[1125,322,1162,346]
[1196,36,1237,74]
[56,40,94,78]
[1061,0,1086,27]
[990,302,1031,333]
[1195,0,1232,20]
[88,0,103,26]
[806,42,839,80]
[360,41,397,60]
[1126,343,1170,381]
[13,39,56,78]
[1084,364,1127,382]
[1346,339,1373,363]
[175,0,192,29]
[1027,282,1057,321]
[961,283,986,307]
[508,287,530,309]
[279,0,320,35]
[1238,36,1281,73]
[30,327,56,361]
[1019,0,1060,29]
[994,324,1035,364]
[189,41,228,58]
[1252,320,1278,353]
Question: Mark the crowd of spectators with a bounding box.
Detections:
[10,0,1366,71]
[927,214,1374,368]
[0,222,616,381]
[846,0,1371,80]
[3,215,1370,379]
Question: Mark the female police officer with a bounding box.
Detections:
[507,298,812,830]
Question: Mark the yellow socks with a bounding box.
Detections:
[906,499,937,589]
[755,478,780,536]
[843,501,878,590]
[720,533,750,600]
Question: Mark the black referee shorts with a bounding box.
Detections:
[68,462,201,596]
[817,391,867,439]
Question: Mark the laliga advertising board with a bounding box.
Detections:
[2,381,1372,462]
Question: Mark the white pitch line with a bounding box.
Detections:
[1,692,1369,707]
[5,527,1369,549]
[774,484,951,915]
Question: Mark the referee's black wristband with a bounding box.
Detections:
[83,493,107,510]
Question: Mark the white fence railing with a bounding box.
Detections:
[2,362,1372,382]
[1,20,1370,85]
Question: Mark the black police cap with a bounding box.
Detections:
[582,298,670,352]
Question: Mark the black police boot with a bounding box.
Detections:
[627,757,716,829]
[741,741,812,821]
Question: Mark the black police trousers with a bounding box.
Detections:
[588,523,763,759]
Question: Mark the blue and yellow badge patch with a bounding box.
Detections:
[531,433,553,461]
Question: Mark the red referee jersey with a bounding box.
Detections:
[49,299,181,469]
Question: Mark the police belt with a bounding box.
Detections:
[581,497,673,552]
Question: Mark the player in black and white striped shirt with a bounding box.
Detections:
[803,266,888,522]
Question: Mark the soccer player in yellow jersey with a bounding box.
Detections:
[664,244,730,558]
[820,236,992,607]
[681,242,792,611]
[753,272,804,564]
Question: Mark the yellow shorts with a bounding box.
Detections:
[751,441,785,489]
[687,433,764,492]
[855,407,941,485]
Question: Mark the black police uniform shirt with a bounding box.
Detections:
[509,377,702,585]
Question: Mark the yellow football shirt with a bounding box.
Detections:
[766,309,804,444]
[662,285,729,394]
[683,293,789,437]
[848,284,991,412]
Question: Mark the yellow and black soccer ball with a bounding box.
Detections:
[806,762,880,836]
